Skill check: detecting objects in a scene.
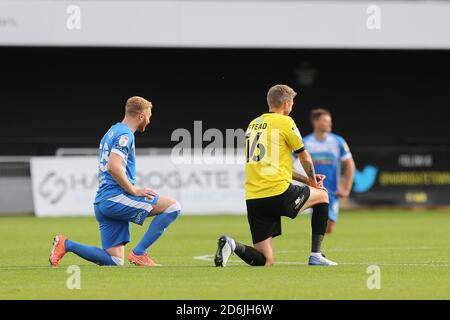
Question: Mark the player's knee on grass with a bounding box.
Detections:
[106,245,125,262]
[104,246,124,266]
[234,242,268,267]
[111,256,124,266]
[253,241,272,267]
[253,252,268,266]
[264,258,274,267]
[258,248,274,267]
[262,250,274,267]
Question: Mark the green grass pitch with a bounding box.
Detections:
[0,210,449,300]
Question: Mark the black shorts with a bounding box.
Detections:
[246,184,311,244]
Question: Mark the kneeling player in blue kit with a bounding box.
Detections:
[50,96,181,267]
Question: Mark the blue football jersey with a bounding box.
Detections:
[94,123,136,203]
[293,132,352,193]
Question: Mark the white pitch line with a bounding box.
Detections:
[193,254,450,267]
[278,246,450,253]
[0,264,120,271]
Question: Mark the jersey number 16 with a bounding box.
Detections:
[246,132,266,163]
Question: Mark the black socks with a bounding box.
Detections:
[311,203,329,253]
[234,242,266,266]
[311,234,324,253]
[232,202,329,264]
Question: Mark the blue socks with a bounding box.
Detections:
[65,240,118,266]
[133,202,181,255]
[65,202,181,263]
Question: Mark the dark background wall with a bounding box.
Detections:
[1,47,449,155]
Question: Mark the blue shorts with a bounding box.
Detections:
[328,195,340,222]
[94,193,159,249]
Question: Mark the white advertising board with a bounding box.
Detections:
[30,156,246,217]
[1,1,450,49]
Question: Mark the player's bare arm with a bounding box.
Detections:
[292,169,310,185]
[107,152,137,194]
[298,150,318,188]
[107,152,157,197]
[336,157,356,198]
[292,169,325,188]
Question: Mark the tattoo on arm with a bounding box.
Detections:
[297,150,317,187]
[292,170,309,184]
[302,161,317,183]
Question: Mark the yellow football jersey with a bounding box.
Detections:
[245,112,304,200]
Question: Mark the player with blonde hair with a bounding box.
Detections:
[50,96,181,267]
[215,85,337,267]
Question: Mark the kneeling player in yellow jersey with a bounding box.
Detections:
[215,84,337,267]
